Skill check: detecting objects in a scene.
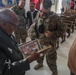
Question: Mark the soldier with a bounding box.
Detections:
[28,0,65,75]
[11,0,27,44]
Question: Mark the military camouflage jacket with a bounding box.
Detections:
[11,5,26,29]
[28,11,65,42]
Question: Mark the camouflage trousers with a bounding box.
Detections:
[36,41,57,72]
[15,29,27,44]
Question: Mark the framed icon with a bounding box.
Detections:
[0,0,19,8]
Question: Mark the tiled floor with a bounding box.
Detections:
[25,30,76,75]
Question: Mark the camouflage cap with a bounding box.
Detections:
[42,0,52,9]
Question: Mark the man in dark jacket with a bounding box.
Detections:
[0,8,40,75]
[27,2,38,27]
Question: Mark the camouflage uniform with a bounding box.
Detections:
[11,5,27,44]
[28,11,65,74]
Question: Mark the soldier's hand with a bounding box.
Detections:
[31,23,36,28]
[44,30,54,38]
[27,52,40,63]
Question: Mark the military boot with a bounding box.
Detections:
[34,64,43,70]
[52,71,58,75]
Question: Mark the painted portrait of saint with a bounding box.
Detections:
[0,0,19,7]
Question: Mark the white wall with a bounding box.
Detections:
[51,5,56,12]
[62,0,70,11]
[25,0,30,13]
[56,0,62,14]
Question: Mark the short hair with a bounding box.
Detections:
[42,0,52,9]
[0,8,18,26]
[30,2,35,5]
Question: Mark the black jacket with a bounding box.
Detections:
[27,9,38,26]
[0,28,30,75]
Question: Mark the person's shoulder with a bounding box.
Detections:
[12,4,17,8]
[27,11,31,13]
[49,11,60,21]
[35,9,38,12]
[49,11,58,18]
[11,5,18,9]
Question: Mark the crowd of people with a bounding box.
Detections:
[0,0,76,75]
